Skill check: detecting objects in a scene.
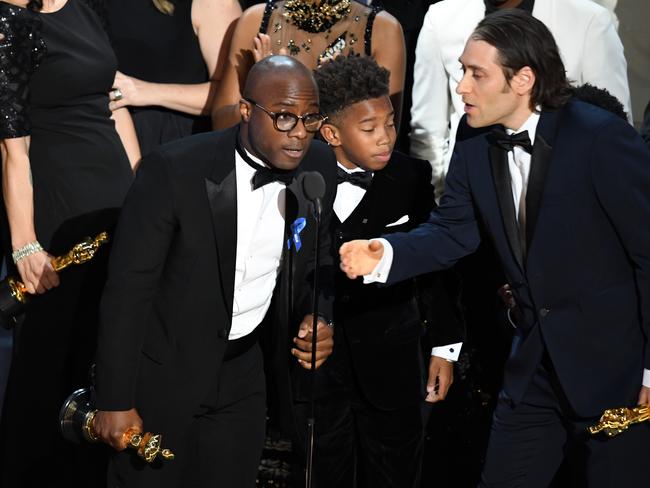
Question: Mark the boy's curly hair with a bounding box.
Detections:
[314,54,390,119]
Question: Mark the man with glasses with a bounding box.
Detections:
[91,55,337,488]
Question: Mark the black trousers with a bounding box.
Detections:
[107,342,266,488]
[293,341,424,488]
[480,359,650,488]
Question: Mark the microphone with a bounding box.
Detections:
[301,171,326,221]
[300,170,326,488]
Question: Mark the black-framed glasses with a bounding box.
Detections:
[244,98,326,133]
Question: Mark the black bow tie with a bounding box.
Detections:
[337,167,373,190]
[489,128,534,154]
[236,140,295,190]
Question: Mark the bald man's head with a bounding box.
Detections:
[239,55,321,171]
[243,55,316,101]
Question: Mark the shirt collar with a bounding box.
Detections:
[337,161,370,174]
[506,109,541,143]
[245,147,268,168]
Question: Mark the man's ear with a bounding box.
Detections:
[512,66,536,97]
[239,99,252,122]
[320,123,342,147]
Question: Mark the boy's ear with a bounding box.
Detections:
[320,123,341,147]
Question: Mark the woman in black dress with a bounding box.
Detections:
[107,0,241,156]
[0,1,138,485]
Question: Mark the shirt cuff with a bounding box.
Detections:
[643,368,650,389]
[431,342,463,362]
[363,238,393,284]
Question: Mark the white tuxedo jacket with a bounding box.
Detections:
[410,0,631,196]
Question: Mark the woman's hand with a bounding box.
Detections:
[110,71,148,111]
[16,250,59,294]
[252,33,274,62]
[252,33,288,63]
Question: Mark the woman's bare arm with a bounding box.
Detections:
[211,4,266,130]
[1,137,59,293]
[111,107,141,170]
[372,11,406,131]
[109,0,241,116]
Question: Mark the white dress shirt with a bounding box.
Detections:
[334,164,370,223]
[409,0,631,198]
[336,163,462,361]
[229,149,286,340]
[507,112,540,224]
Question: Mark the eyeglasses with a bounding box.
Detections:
[244,98,326,133]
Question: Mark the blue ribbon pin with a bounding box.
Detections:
[288,217,307,252]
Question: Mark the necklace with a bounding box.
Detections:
[283,0,351,34]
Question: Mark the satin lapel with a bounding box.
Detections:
[525,108,560,256]
[282,178,301,316]
[490,145,524,270]
[525,134,552,251]
[205,168,237,321]
[285,178,301,254]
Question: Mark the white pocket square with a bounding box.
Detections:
[386,215,409,227]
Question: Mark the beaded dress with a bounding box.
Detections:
[259,0,382,69]
[0,1,132,486]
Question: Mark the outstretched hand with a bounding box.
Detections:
[339,240,384,279]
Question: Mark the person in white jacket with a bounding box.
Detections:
[410,0,631,197]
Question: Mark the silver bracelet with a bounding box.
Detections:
[12,240,44,264]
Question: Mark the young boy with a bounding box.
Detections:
[292,55,463,488]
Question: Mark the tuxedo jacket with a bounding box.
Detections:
[387,100,650,418]
[319,151,462,410]
[94,126,336,446]
[410,0,631,195]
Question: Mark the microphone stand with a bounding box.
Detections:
[305,195,322,488]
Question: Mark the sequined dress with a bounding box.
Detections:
[0,1,132,486]
[259,0,381,69]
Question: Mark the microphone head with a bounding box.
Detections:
[301,171,326,202]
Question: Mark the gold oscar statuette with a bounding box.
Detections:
[0,232,109,328]
[60,388,174,463]
[588,405,650,437]
[85,410,175,463]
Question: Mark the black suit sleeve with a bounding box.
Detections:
[385,141,482,285]
[590,119,650,370]
[94,152,178,411]
[410,159,464,350]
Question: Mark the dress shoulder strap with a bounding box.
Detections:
[259,0,277,34]
[364,2,382,56]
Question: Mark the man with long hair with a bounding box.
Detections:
[340,10,650,486]
[411,0,631,197]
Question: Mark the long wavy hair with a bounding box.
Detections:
[27,0,176,15]
[472,9,573,110]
